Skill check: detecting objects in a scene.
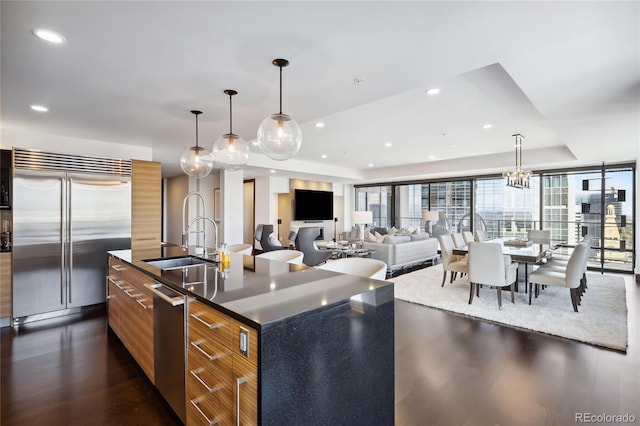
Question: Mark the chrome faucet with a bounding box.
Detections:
[182,192,205,250]
[188,216,218,257]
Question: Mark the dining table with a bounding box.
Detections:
[452,238,562,293]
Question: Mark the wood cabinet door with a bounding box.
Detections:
[131,160,161,250]
[233,355,258,426]
[0,252,12,318]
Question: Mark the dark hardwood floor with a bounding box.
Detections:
[2,274,638,426]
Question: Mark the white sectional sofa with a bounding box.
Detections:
[362,234,439,276]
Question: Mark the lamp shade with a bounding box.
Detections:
[212,133,249,170]
[256,113,302,161]
[422,211,439,222]
[180,147,214,178]
[352,211,373,224]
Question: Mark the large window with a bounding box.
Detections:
[356,163,635,273]
[355,186,392,228]
[475,177,540,240]
[543,167,634,272]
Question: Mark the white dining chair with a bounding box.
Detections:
[317,258,388,280]
[462,231,474,245]
[468,242,518,309]
[474,230,488,242]
[451,233,466,249]
[437,234,468,286]
[527,229,550,244]
[527,243,589,312]
[256,249,304,264]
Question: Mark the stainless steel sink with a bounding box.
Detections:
[144,256,209,270]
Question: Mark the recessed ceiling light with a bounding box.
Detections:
[428,155,435,160]
[315,122,325,128]
[321,154,328,159]
[483,123,493,129]
[270,169,276,174]
[426,88,440,96]
[368,163,374,168]
[384,142,393,148]
[252,140,259,146]
[30,104,49,112]
[32,28,66,44]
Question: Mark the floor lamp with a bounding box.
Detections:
[422,211,439,235]
[352,211,373,248]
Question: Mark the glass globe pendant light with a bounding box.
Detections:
[212,90,249,170]
[180,110,214,178]
[256,58,302,161]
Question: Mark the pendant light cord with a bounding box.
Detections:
[229,93,233,134]
[279,65,283,115]
[195,113,199,148]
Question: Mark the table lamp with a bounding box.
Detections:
[352,210,373,248]
[422,211,439,235]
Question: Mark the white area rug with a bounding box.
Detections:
[392,264,628,352]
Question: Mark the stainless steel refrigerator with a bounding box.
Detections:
[13,169,131,321]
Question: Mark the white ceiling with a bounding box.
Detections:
[1,1,639,183]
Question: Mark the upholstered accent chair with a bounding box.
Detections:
[437,234,468,286]
[527,242,589,312]
[258,224,287,252]
[256,249,304,264]
[318,258,388,280]
[468,242,518,309]
[295,227,332,266]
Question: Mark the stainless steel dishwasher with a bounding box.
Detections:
[147,283,186,423]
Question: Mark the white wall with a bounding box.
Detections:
[1,126,152,160]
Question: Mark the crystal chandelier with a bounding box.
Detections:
[502,133,532,189]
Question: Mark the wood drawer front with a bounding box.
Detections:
[122,295,154,383]
[189,300,232,347]
[109,257,129,278]
[187,376,233,426]
[231,320,258,366]
[188,342,232,383]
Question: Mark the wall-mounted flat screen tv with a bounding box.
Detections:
[294,189,334,221]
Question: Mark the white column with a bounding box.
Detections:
[220,169,244,245]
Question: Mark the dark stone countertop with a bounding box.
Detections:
[108,245,394,329]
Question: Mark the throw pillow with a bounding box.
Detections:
[365,231,377,242]
[387,226,397,236]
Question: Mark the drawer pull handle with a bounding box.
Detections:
[136,299,152,310]
[190,397,219,425]
[107,276,126,289]
[236,376,248,426]
[111,264,126,272]
[190,340,221,361]
[190,368,221,393]
[124,289,142,298]
[190,312,222,329]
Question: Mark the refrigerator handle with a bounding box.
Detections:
[60,177,66,306]
[67,178,73,304]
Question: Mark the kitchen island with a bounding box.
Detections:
[107,245,394,425]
